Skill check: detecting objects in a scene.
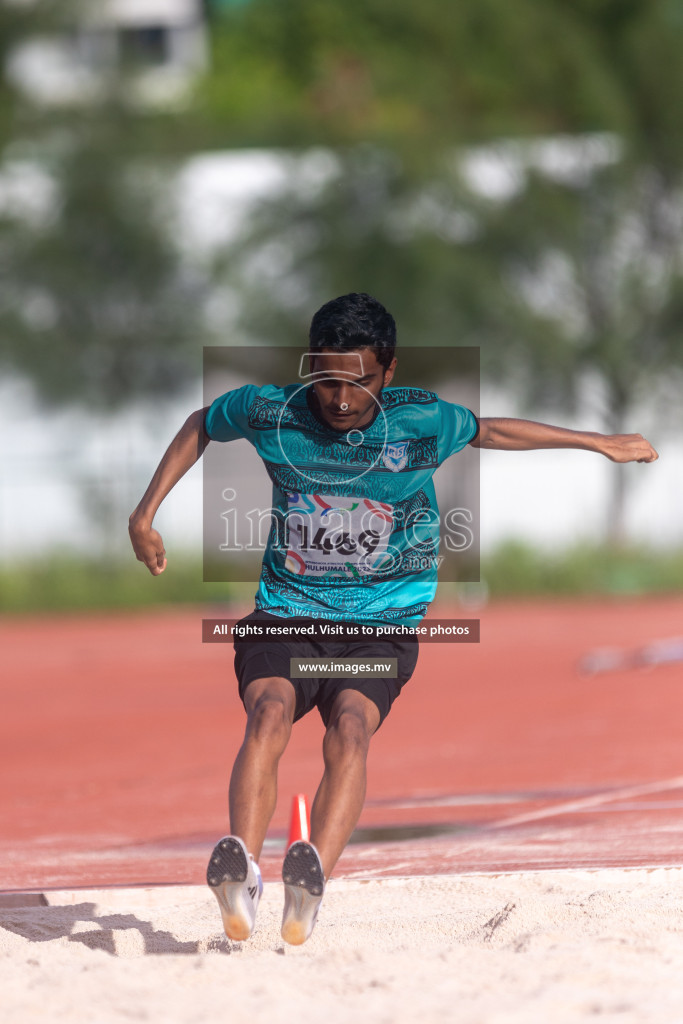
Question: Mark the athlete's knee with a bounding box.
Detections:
[245,692,293,748]
[323,708,372,765]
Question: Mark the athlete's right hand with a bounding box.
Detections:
[128,517,167,575]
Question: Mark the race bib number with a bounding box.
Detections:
[283,492,395,579]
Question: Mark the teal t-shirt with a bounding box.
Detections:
[205,383,478,625]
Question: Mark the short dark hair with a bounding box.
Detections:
[309,293,396,370]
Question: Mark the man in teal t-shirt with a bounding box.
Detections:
[130,292,658,946]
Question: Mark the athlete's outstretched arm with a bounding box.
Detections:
[129,407,210,575]
[470,418,658,464]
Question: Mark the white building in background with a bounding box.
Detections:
[6,0,208,108]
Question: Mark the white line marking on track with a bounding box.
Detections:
[489,775,683,830]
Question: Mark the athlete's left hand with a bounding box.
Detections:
[129,519,168,575]
[598,434,659,463]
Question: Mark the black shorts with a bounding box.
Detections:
[233,610,419,729]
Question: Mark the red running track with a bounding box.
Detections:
[2,596,683,892]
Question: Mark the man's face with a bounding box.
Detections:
[310,347,396,430]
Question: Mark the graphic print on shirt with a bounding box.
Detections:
[283,492,396,580]
[381,441,410,472]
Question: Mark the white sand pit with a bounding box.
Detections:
[1,867,683,1023]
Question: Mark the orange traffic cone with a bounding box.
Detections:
[287,793,311,847]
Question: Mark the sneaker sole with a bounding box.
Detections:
[281,841,324,946]
[206,837,254,941]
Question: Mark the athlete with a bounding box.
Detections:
[129,292,658,945]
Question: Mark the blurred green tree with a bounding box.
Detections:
[2,115,204,410]
[198,0,623,150]
[0,2,206,411]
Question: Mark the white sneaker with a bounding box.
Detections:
[206,835,262,941]
[281,841,325,946]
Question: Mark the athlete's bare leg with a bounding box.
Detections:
[228,676,296,860]
[309,689,380,878]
